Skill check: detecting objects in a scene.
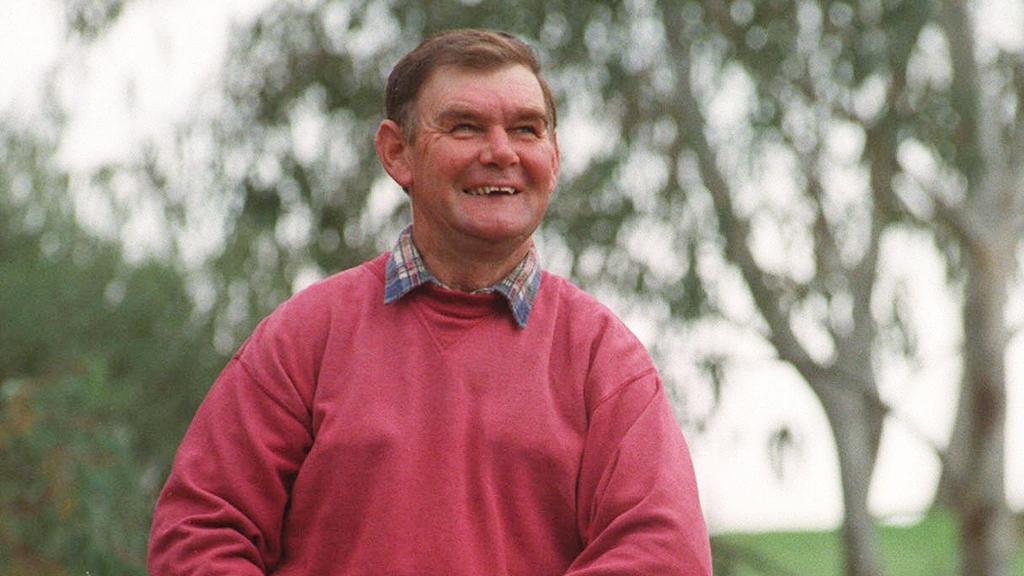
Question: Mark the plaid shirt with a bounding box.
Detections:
[384,226,541,328]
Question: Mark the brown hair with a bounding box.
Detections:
[384,29,557,139]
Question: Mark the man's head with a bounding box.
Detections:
[375,29,560,268]
[384,29,557,140]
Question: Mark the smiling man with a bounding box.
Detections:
[148,29,712,575]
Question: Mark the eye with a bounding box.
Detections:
[512,125,542,137]
[451,123,480,133]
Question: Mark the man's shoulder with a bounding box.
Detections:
[234,253,389,362]
[537,270,657,398]
[306,252,388,292]
[284,253,389,310]
[537,271,624,326]
[536,270,648,352]
[248,254,388,340]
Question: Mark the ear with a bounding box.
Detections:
[375,119,413,189]
[550,130,560,176]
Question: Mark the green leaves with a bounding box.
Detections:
[0,124,219,574]
[63,0,128,40]
[0,364,148,575]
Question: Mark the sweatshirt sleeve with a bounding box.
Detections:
[148,319,316,575]
[566,371,712,575]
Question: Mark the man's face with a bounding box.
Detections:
[391,64,559,256]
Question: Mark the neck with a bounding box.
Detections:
[412,230,532,292]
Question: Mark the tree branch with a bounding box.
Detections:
[807,163,842,283]
[1008,57,1024,225]
[658,2,819,375]
[1011,57,1024,164]
[802,362,949,470]
[861,9,975,244]
[938,0,986,187]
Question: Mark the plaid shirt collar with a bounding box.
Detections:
[384,226,541,328]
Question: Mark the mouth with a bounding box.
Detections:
[463,186,518,196]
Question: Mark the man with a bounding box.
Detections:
[149,29,711,575]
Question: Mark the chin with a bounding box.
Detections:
[463,225,534,245]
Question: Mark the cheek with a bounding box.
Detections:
[523,150,559,185]
[426,147,477,178]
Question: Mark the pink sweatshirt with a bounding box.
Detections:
[149,254,711,575]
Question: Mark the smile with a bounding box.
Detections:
[464,186,518,196]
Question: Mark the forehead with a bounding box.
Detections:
[415,64,549,121]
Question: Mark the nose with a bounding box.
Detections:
[479,127,519,168]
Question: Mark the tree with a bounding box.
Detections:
[927,2,1023,575]
[150,2,907,575]
[113,0,1021,574]
[0,120,220,573]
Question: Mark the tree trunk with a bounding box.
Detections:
[956,242,1013,576]
[936,376,969,507]
[815,376,885,576]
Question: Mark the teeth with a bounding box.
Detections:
[466,186,516,196]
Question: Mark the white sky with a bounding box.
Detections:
[3,0,1024,534]
[1,0,63,116]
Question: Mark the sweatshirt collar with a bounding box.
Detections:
[384,226,541,328]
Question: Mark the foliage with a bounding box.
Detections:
[62,0,130,40]
[0,124,221,573]
[7,0,1022,573]
[155,0,949,422]
[1,366,148,575]
[154,3,936,573]
[160,0,722,357]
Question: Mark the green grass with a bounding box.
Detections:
[710,509,1024,576]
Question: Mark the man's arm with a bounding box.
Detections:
[148,330,315,575]
[566,372,712,575]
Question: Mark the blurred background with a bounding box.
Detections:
[2,0,1024,574]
